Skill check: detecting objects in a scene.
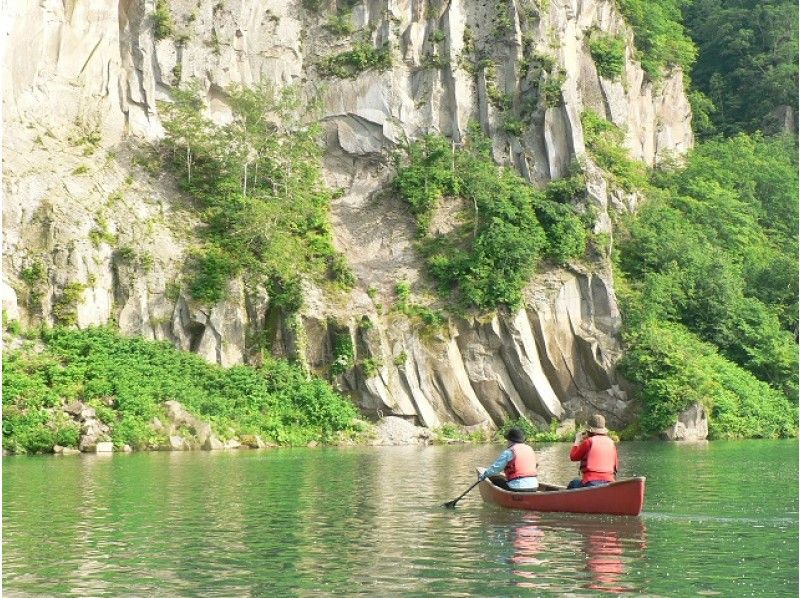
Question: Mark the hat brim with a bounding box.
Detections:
[588,426,608,434]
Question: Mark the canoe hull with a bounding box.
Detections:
[477,471,645,516]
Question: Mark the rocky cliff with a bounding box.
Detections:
[2,0,692,431]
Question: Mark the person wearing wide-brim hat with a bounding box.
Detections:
[567,414,618,489]
[478,427,539,491]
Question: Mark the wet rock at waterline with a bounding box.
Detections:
[661,403,709,442]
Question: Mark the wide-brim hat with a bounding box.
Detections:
[505,427,525,443]
[587,414,608,435]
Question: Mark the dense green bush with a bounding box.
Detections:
[618,134,798,401]
[2,327,361,453]
[619,319,797,439]
[152,0,174,40]
[581,110,648,191]
[588,34,626,79]
[160,84,352,312]
[616,0,697,78]
[684,0,798,136]
[393,128,588,310]
[318,41,392,78]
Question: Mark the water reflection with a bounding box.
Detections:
[504,513,647,594]
[3,442,796,596]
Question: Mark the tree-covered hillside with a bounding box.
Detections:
[603,0,799,438]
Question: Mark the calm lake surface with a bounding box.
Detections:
[3,440,797,596]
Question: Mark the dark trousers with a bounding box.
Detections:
[567,479,610,490]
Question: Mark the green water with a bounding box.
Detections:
[3,440,797,596]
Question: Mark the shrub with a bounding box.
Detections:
[394,127,588,310]
[2,327,361,452]
[589,34,626,79]
[325,11,354,36]
[581,110,648,191]
[318,42,393,78]
[619,319,796,438]
[52,283,86,327]
[615,0,697,78]
[160,84,348,312]
[153,0,174,40]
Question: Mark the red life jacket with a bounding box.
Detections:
[504,443,538,480]
[581,435,617,481]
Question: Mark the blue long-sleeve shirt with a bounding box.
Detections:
[483,448,539,490]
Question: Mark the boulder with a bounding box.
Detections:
[64,401,84,416]
[239,435,266,449]
[224,438,241,450]
[78,407,96,421]
[372,416,432,446]
[122,444,133,453]
[94,442,114,453]
[661,403,708,441]
[203,435,225,450]
[163,436,187,451]
[163,401,213,446]
[53,445,80,455]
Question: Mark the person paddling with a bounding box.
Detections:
[479,428,538,491]
[567,414,618,489]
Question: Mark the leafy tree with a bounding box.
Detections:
[394,128,587,310]
[683,0,799,136]
[617,134,799,402]
[160,84,353,309]
[616,0,697,78]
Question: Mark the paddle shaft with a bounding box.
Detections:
[444,478,482,508]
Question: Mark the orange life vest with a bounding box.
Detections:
[504,443,538,480]
[581,435,617,477]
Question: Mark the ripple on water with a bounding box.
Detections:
[3,442,798,596]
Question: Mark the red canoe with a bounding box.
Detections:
[477,468,646,516]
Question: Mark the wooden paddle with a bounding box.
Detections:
[443,477,483,508]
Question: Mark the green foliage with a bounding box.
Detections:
[160,83,346,311]
[394,129,588,310]
[89,215,115,248]
[687,89,717,139]
[540,71,566,107]
[21,262,46,288]
[360,357,382,378]
[617,134,799,430]
[431,30,446,43]
[496,417,576,442]
[52,283,86,327]
[318,41,393,78]
[684,0,798,136]
[581,110,648,191]
[188,246,239,304]
[2,327,360,453]
[616,0,697,78]
[153,0,174,40]
[619,319,797,438]
[588,34,626,79]
[330,332,354,376]
[502,116,526,136]
[432,423,491,444]
[325,11,354,36]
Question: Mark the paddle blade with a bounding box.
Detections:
[442,499,459,509]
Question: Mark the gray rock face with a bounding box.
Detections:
[3,0,693,432]
[661,403,709,441]
[373,416,432,446]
